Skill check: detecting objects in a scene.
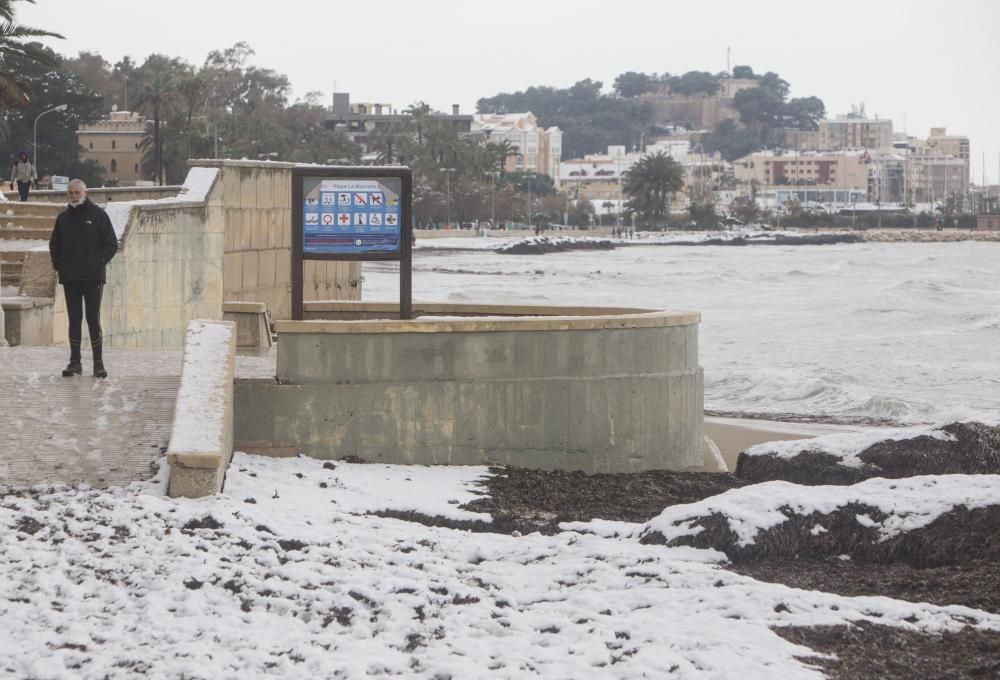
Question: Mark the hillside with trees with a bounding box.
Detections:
[479,66,825,162]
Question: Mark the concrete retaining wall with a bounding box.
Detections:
[191,160,361,321]
[99,202,224,349]
[235,304,704,473]
[32,161,362,349]
[1,297,52,346]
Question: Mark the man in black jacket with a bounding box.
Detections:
[48,179,118,378]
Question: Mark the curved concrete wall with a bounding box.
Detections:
[236,303,703,473]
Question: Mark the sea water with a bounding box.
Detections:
[363,240,1000,425]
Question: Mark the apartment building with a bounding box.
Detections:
[472,113,562,185]
[733,149,871,191]
[927,127,971,189]
[76,108,148,185]
[818,113,894,151]
[560,141,698,203]
[325,92,473,155]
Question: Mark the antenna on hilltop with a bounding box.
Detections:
[726,46,731,76]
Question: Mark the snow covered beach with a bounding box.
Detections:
[4,450,1000,679]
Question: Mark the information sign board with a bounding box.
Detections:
[291,166,412,320]
[301,176,403,255]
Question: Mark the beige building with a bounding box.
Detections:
[927,127,970,189]
[819,113,894,151]
[907,151,968,201]
[77,109,148,185]
[733,149,871,190]
[472,112,562,185]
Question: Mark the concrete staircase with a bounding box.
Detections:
[1,202,61,289]
[1,202,62,236]
[1,250,27,287]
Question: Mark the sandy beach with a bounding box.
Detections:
[704,416,860,471]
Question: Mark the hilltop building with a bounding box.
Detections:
[637,77,757,130]
[76,108,148,185]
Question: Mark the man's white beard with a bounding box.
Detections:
[68,197,85,207]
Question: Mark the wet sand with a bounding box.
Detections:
[704,416,860,471]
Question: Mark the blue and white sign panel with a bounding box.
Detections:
[302,177,402,254]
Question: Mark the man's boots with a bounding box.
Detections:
[62,360,82,377]
[92,338,107,378]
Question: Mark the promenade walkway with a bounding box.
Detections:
[0,346,275,489]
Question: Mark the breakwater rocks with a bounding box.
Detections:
[495,236,616,255]
[861,230,1000,242]
[678,232,864,246]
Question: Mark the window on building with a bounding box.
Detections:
[89,142,93,149]
[135,142,139,150]
[110,159,117,173]
[134,163,139,173]
[112,140,116,150]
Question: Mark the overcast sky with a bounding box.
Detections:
[20,0,1000,181]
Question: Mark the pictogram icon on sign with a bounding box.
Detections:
[322,213,335,225]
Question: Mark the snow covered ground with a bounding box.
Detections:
[3,453,998,679]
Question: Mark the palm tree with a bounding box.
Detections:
[622,151,685,226]
[488,139,521,178]
[404,101,431,147]
[177,70,204,159]
[0,0,63,116]
[130,57,179,184]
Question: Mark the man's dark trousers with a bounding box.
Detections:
[63,281,104,363]
[16,180,30,201]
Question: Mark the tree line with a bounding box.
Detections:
[1,0,825,229]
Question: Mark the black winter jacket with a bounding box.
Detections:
[48,198,118,283]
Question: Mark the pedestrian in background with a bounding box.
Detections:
[48,179,118,378]
[11,151,36,202]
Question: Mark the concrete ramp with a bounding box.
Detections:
[0,347,181,488]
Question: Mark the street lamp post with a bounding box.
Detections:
[443,168,456,229]
[33,104,68,177]
[485,171,500,230]
[526,171,535,232]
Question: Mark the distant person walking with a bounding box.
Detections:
[48,179,118,378]
[11,151,36,202]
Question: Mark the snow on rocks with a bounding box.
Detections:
[2,454,999,679]
[736,421,1000,485]
[639,474,1000,565]
[495,236,615,255]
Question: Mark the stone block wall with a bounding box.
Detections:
[195,160,360,321]
[37,160,362,349]
[50,201,224,349]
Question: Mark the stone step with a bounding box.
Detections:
[1,214,56,229]
[0,227,52,240]
[1,251,28,263]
